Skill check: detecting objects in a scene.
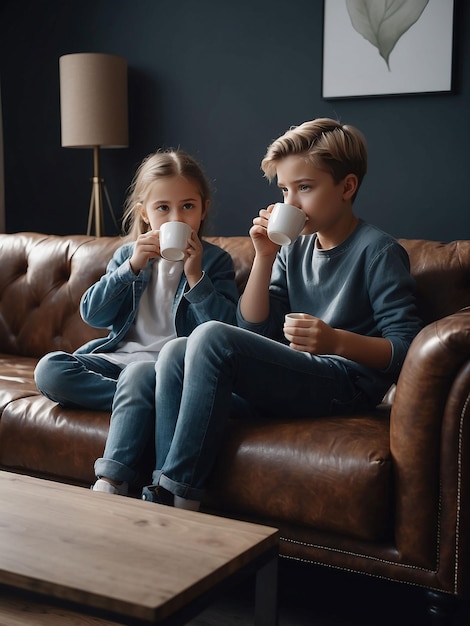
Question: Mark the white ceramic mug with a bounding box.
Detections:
[159,222,192,261]
[267,203,306,246]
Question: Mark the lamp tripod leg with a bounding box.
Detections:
[87,176,103,237]
[86,188,95,236]
[86,146,119,236]
[102,183,120,233]
[86,146,105,237]
[87,180,119,236]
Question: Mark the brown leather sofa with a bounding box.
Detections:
[0,231,469,624]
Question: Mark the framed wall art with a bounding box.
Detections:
[322,0,455,99]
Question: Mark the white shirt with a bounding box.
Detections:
[98,258,183,366]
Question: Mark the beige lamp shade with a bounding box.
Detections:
[59,53,128,148]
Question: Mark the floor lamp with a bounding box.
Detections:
[59,53,128,236]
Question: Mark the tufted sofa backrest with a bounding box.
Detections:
[0,232,469,359]
[0,233,122,357]
[0,233,255,358]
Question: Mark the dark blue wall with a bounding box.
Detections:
[0,0,468,240]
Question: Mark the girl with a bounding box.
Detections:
[34,149,239,495]
[142,119,422,511]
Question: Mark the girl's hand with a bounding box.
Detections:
[129,230,161,274]
[283,314,338,354]
[183,230,204,287]
[249,204,280,259]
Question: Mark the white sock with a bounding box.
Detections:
[174,495,200,511]
[92,478,128,496]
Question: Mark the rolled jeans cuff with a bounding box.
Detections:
[94,458,139,484]
[159,473,204,502]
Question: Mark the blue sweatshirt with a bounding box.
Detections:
[237,220,422,404]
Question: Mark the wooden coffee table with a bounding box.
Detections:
[0,472,279,625]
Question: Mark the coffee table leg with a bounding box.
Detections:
[255,554,278,626]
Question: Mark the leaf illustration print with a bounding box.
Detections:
[345,0,429,70]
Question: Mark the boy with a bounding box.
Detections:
[145,118,422,510]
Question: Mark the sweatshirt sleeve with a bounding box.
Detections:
[366,241,422,376]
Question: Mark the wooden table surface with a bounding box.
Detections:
[0,472,279,624]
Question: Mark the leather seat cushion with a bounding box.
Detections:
[0,358,393,541]
[0,357,108,485]
[206,410,393,542]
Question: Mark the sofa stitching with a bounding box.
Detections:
[454,390,469,592]
[436,447,442,579]
[280,554,454,595]
[279,536,437,573]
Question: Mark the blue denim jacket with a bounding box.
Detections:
[76,240,238,354]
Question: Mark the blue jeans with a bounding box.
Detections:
[94,361,157,483]
[34,351,124,410]
[155,320,367,502]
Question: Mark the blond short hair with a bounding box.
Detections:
[261,118,367,201]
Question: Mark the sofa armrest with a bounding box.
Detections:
[390,308,470,578]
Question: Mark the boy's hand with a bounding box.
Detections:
[284,313,393,369]
[183,230,204,288]
[129,230,161,274]
[250,205,280,258]
[284,314,337,354]
[240,205,279,322]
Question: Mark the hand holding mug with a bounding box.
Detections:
[249,205,281,257]
[130,229,161,274]
[284,313,337,354]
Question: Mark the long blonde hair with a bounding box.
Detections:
[121,149,211,239]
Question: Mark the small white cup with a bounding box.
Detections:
[284,313,308,342]
[159,222,192,261]
[285,313,307,322]
[267,203,306,246]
